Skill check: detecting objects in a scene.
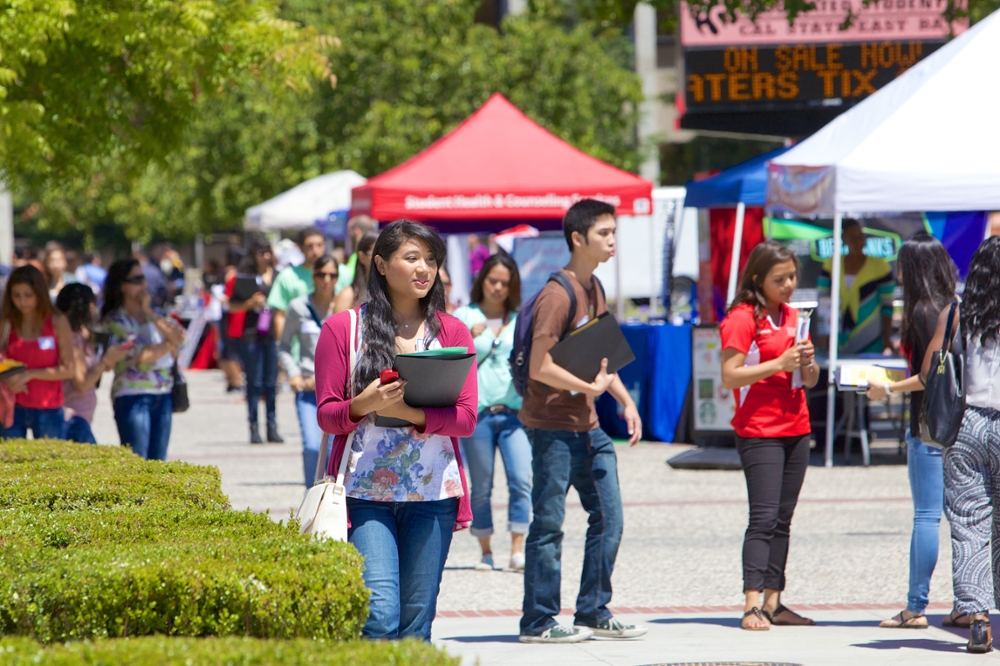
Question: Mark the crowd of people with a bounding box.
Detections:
[10,205,1000,655]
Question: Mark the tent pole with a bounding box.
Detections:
[726,202,746,306]
[825,211,844,468]
[615,223,625,321]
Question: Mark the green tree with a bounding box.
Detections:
[0,0,334,182]
[22,0,645,242]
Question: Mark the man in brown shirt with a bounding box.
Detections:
[519,199,644,644]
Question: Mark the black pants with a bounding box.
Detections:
[737,434,810,592]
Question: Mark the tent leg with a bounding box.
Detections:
[825,210,844,468]
[726,202,746,307]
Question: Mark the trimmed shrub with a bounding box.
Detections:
[0,637,458,665]
[0,440,369,643]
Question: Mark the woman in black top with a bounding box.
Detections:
[229,237,281,444]
[866,234,963,629]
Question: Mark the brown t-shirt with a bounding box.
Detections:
[518,270,607,432]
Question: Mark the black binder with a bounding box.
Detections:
[374,350,476,427]
[549,312,635,382]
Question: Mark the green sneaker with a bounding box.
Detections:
[576,617,647,639]
[519,624,593,643]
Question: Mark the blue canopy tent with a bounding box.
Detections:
[684,146,792,305]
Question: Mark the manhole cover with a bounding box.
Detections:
[642,663,802,666]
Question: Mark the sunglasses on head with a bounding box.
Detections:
[124,275,146,285]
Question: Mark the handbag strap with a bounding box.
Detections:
[314,307,359,485]
[940,301,960,364]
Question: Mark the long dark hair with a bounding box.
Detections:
[961,236,1000,346]
[350,231,378,306]
[729,240,799,323]
[470,253,521,313]
[56,283,97,333]
[2,265,53,328]
[239,236,272,275]
[897,233,956,353]
[354,221,447,395]
[102,259,140,319]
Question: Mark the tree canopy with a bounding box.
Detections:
[0,0,334,182]
[20,0,645,243]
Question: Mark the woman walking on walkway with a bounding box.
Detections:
[228,237,281,444]
[0,265,75,438]
[279,254,339,487]
[720,241,819,631]
[315,220,474,641]
[56,283,129,444]
[922,236,1000,653]
[865,234,965,629]
[454,253,531,571]
[102,259,185,459]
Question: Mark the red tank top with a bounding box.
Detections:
[7,317,64,409]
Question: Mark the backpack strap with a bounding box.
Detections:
[549,271,578,340]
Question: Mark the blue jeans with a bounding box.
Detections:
[460,410,532,537]
[3,405,64,439]
[62,415,96,444]
[241,337,277,427]
[521,427,623,636]
[906,431,944,614]
[296,390,328,487]
[347,497,458,641]
[113,393,173,460]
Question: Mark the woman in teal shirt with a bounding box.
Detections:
[454,253,531,572]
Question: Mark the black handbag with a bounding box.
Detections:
[171,362,190,413]
[920,301,965,448]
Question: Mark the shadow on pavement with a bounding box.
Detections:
[441,634,522,643]
[649,617,742,628]
[851,638,965,653]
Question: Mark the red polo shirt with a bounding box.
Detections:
[719,303,812,439]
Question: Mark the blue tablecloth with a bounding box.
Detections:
[597,323,692,442]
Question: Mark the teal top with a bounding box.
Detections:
[452,304,522,413]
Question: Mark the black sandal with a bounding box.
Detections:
[768,604,816,626]
[943,610,971,628]
[741,607,770,631]
[969,616,992,654]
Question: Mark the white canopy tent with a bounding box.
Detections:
[767,10,1000,466]
[244,170,367,235]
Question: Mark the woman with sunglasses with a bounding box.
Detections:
[0,265,76,439]
[453,253,531,571]
[279,254,339,486]
[334,231,377,313]
[227,237,281,444]
[102,259,186,459]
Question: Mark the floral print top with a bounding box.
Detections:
[344,324,464,502]
[103,308,174,398]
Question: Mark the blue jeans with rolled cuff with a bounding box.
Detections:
[347,497,458,641]
[520,427,623,636]
[460,409,532,537]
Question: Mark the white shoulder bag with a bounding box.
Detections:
[296,308,358,541]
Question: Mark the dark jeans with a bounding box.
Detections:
[114,393,173,460]
[520,427,623,636]
[3,405,64,439]
[347,497,458,641]
[241,337,277,427]
[736,434,810,592]
[62,415,97,444]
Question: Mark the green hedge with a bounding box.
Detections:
[0,440,370,643]
[0,637,458,665]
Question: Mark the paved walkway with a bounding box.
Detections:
[89,370,993,665]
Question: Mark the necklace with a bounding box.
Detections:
[394,311,422,330]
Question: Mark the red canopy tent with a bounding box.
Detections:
[351,94,652,229]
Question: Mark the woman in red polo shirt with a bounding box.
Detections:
[720,240,819,631]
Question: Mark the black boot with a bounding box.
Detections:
[267,423,284,444]
[250,422,263,444]
[969,616,993,654]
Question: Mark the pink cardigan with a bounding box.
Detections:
[315,307,476,530]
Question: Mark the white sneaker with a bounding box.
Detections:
[575,617,647,639]
[509,552,525,571]
[475,554,495,571]
[519,625,593,643]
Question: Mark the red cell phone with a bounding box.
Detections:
[120,340,136,350]
[380,369,399,385]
